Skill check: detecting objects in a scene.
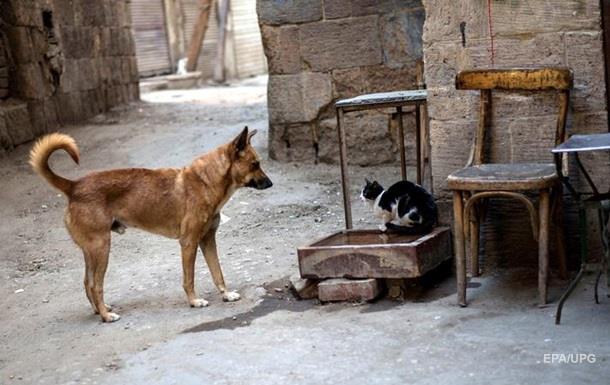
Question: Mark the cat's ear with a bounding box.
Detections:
[365,178,371,185]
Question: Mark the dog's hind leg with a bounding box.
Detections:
[199,222,240,302]
[180,235,209,308]
[86,233,120,322]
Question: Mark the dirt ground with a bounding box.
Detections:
[1,76,609,385]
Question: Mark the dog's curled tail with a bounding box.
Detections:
[29,133,80,196]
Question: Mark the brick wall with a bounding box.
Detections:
[423,0,609,263]
[257,0,425,165]
[0,0,139,152]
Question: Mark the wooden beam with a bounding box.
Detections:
[456,68,573,91]
[213,0,230,82]
[186,0,214,72]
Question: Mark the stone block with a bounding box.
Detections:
[318,278,381,302]
[289,275,319,299]
[429,118,475,197]
[56,92,82,124]
[0,112,13,150]
[76,0,106,26]
[380,9,424,67]
[323,0,351,19]
[566,32,607,113]
[463,33,565,69]
[27,101,48,136]
[60,59,79,93]
[422,0,486,44]
[268,123,316,162]
[260,25,301,75]
[362,64,418,93]
[426,88,478,122]
[571,112,609,134]
[1,0,42,27]
[61,26,95,58]
[78,58,101,91]
[299,16,382,72]
[422,42,459,89]
[267,73,332,124]
[1,102,34,146]
[53,0,76,26]
[491,0,600,36]
[11,63,47,100]
[5,27,34,64]
[257,0,322,25]
[331,67,366,99]
[317,111,399,166]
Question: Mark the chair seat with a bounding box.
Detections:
[447,163,558,191]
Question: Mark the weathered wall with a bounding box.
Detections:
[0,0,139,152]
[423,0,609,264]
[257,0,425,165]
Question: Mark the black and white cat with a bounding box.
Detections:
[360,179,437,235]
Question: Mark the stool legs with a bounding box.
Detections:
[453,190,467,307]
[469,199,481,277]
[538,189,551,306]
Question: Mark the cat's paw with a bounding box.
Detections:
[379,224,387,232]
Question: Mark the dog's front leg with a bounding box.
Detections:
[199,220,240,302]
[180,235,209,308]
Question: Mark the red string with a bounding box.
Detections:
[487,0,495,67]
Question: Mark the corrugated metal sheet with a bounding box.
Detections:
[231,0,266,78]
[131,0,172,76]
[181,0,266,79]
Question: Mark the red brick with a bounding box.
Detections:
[318,278,380,302]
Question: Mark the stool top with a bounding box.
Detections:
[335,89,427,109]
[552,133,610,153]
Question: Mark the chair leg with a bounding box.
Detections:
[453,190,467,307]
[469,199,481,277]
[539,189,551,306]
[552,186,568,279]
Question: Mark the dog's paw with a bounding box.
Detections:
[93,303,113,314]
[102,312,121,323]
[222,291,241,302]
[190,298,209,308]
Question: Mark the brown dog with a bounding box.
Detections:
[29,127,272,322]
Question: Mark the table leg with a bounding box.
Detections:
[453,190,467,307]
[416,103,422,186]
[336,108,352,229]
[397,106,407,181]
[555,204,588,324]
[594,202,609,303]
[539,189,550,306]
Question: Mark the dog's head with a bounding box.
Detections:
[229,127,273,190]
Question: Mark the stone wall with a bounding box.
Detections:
[423,0,609,263]
[257,0,425,165]
[0,0,139,152]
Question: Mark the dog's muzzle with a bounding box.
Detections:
[246,177,273,190]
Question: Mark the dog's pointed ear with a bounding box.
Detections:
[232,126,249,152]
[247,128,258,143]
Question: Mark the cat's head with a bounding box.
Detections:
[360,179,384,201]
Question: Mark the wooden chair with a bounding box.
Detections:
[447,68,571,307]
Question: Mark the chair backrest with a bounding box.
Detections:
[455,68,572,167]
